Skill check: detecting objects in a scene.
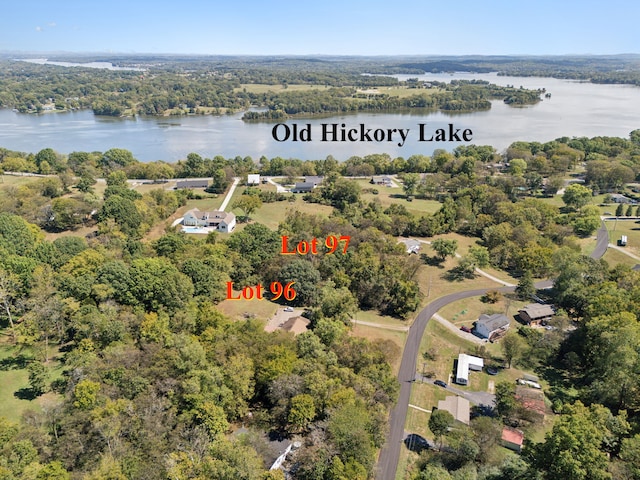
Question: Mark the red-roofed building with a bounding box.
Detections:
[501,427,524,453]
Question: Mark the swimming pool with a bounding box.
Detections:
[181,226,213,234]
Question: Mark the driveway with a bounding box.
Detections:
[418,376,496,408]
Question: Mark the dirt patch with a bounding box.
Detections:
[264,307,306,332]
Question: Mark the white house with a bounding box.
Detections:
[475,313,510,339]
[247,174,261,186]
[183,209,236,232]
[455,354,484,385]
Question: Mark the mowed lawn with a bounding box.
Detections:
[605,219,640,257]
[353,178,442,217]
[0,342,64,421]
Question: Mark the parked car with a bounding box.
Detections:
[284,307,294,312]
[460,326,471,333]
[434,380,447,388]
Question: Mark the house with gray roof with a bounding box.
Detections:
[183,209,236,232]
[291,182,315,193]
[475,313,510,339]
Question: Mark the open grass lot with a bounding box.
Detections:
[353,178,442,217]
[602,246,638,267]
[0,174,43,188]
[215,296,279,322]
[605,219,640,255]
[409,381,448,418]
[355,310,411,329]
[413,246,500,310]
[418,320,485,384]
[233,197,335,232]
[0,342,64,422]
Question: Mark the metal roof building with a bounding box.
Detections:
[455,354,484,385]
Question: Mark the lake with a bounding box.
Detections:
[0,73,639,162]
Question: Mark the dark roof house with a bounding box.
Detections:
[291,182,315,193]
[304,176,324,186]
[176,179,209,189]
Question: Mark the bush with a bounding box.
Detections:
[481,290,502,303]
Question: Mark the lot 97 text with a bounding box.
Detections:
[281,235,350,255]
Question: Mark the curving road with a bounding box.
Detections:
[375,221,609,480]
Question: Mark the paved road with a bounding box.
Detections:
[375,222,609,480]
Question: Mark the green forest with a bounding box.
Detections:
[0,127,640,479]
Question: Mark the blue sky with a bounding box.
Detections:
[1,0,638,55]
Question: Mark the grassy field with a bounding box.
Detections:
[413,243,502,310]
[602,246,638,267]
[0,342,63,422]
[605,219,640,255]
[354,179,442,217]
[236,84,331,94]
[215,296,280,322]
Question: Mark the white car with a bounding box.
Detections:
[284,307,294,312]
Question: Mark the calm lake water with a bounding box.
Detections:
[0,73,639,162]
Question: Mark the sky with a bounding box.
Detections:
[0,0,638,56]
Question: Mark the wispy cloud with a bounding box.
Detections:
[48,22,56,27]
[35,26,42,32]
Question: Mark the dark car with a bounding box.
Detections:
[434,380,447,388]
[460,326,472,333]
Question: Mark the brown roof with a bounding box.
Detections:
[519,304,554,320]
[502,427,524,445]
[281,316,310,335]
[437,396,470,425]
